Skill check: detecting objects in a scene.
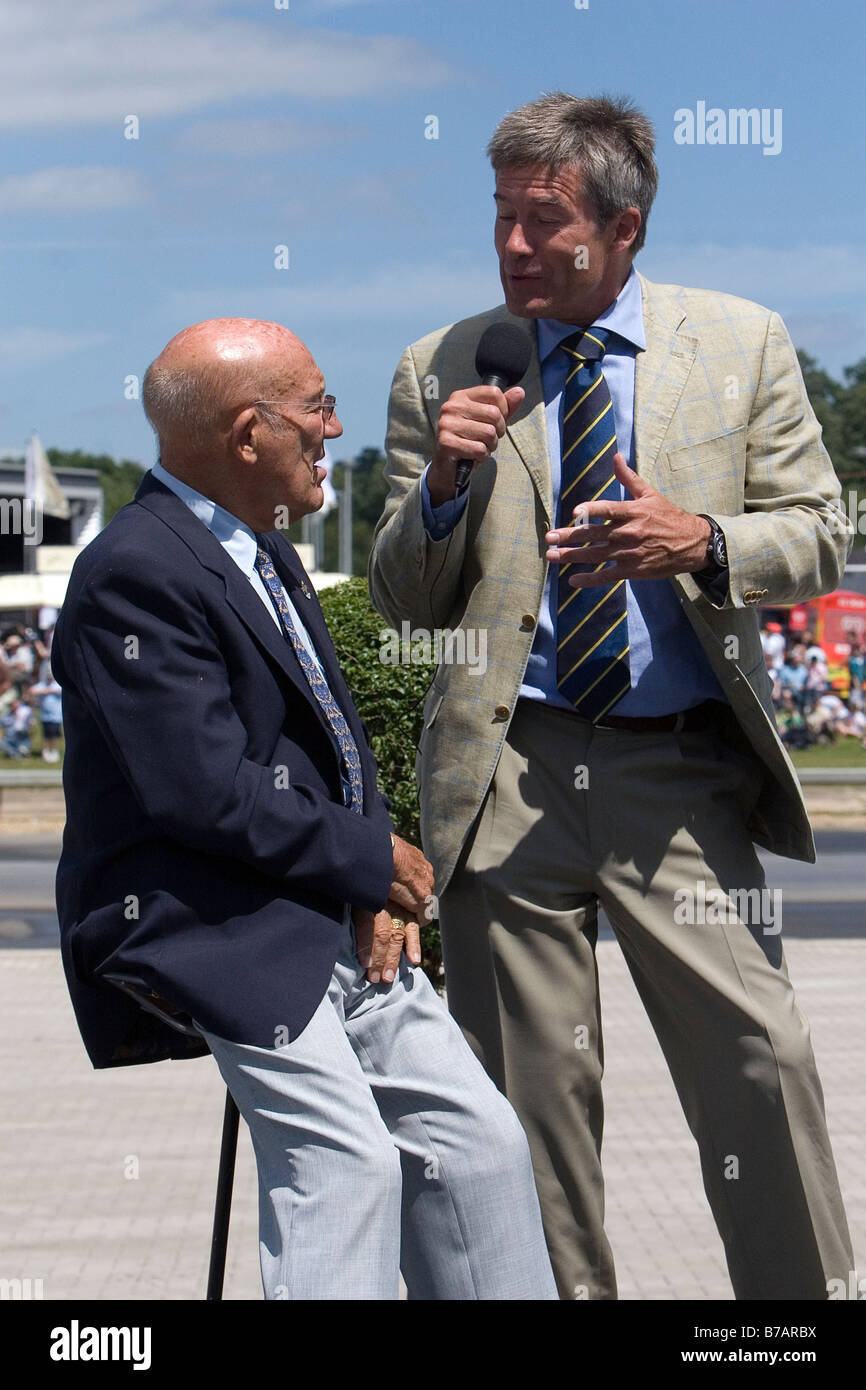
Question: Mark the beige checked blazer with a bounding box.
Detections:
[368,272,853,888]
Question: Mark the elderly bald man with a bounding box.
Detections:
[52,319,556,1301]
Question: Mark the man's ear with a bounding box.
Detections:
[610,206,641,254]
[231,407,258,464]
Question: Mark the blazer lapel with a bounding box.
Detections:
[133,473,327,714]
[505,332,553,527]
[634,274,698,485]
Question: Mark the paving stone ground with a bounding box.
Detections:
[1,941,862,1301]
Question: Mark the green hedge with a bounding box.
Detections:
[318,577,442,981]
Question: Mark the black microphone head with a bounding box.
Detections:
[475,322,532,388]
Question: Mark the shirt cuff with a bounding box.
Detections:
[692,566,731,608]
[420,465,468,540]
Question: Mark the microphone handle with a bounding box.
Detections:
[453,370,510,494]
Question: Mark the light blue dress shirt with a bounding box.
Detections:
[420,268,724,716]
[150,464,354,861]
[151,461,323,667]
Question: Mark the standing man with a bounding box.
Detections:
[369,94,854,1300]
[52,317,556,1301]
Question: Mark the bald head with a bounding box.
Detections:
[143,318,313,454]
[140,317,341,533]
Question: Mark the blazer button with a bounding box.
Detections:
[521,613,536,630]
[494,704,510,720]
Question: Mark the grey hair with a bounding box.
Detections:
[142,359,288,449]
[487,92,658,254]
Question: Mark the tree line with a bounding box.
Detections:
[47,348,866,573]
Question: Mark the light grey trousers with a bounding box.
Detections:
[197,916,557,1300]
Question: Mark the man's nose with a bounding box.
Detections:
[505,222,533,257]
[325,410,343,439]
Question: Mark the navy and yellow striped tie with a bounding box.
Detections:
[555,327,631,722]
[255,546,364,813]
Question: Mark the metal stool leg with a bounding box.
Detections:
[102,976,243,1300]
[206,1088,240,1301]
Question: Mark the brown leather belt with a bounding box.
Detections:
[594,698,726,733]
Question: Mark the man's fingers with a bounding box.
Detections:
[546,531,641,565]
[380,914,415,983]
[545,509,629,549]
[404,919,422,967]
[364,906,421,984]
[388,880,420,915]
[434,385,520,467]
[567,565,633,588]
[448,402,509,437]
[613,452,651,496]
[389,835,434,921]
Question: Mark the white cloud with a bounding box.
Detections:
[177,117,354,157]
[0,166,146,213]
[0,328,111,365]
[161,259,503,328]
[0,2,453,129]
[641,242,866,312]
[302,0,388,10]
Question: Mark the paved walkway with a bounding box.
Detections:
[1,940,862,1301]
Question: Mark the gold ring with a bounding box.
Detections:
[390,917,407,936]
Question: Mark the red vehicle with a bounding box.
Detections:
[762,590,866,696]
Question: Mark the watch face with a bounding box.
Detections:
[713,531,728,567]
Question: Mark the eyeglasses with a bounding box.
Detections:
[253,395,337,424]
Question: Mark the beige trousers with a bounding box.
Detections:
[438,699,853,1300]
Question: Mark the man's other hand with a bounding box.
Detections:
[389,834,434,923]
[544,453,711,583]
[354,900,422,984]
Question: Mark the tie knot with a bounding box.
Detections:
[561,325,611,364]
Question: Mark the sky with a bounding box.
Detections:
[1,0,864,468]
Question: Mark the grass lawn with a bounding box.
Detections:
[0,732,65,773]
[4,737,866,774]
[788,739,866,769]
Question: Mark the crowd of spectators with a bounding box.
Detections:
[2,609,865,762]
[0,611,62,761]
[762,621,866,750]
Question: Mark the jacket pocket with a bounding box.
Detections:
[662,424,746,474]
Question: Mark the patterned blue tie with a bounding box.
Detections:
[555,326,631,722]
[255,546,364,814]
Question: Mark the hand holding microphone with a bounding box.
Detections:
[428,323,531,507]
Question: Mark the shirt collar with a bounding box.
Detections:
[151,460,260,579]
[536,264,646,363]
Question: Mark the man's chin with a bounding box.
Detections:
[503,286,550,318]
[304,483,325,516]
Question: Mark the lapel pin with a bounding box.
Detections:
[300,581,312,600]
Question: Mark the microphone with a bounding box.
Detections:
[453,323,532,493]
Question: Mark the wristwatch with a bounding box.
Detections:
[696,514,728,578]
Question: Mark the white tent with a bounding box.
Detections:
[0,571,72,611]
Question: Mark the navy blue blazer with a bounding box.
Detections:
[52,472,394,1069]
